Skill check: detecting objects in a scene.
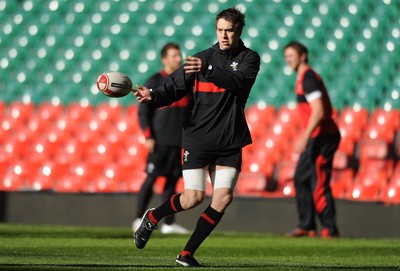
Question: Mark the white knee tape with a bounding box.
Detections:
[182,168,208,191]
[211,168,239,190]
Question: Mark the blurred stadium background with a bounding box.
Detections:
[0,0,399,216]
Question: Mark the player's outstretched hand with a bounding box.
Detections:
[132,85,152,103]
[184,56,205,74]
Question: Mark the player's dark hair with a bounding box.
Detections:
[161,42,180,58]
[216,7,246,36]
[284,41,308,62]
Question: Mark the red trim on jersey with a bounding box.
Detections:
[295,65,311,95]
[314,155,328,213]
[170,194,178,212]
[201,213,216,225]
[181,149,185,165]
[159,70,168,78]
[168,95,191,108]
[194,80,225,93]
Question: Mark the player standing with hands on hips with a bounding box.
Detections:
[284,41,341,238]
[133,8,260,267]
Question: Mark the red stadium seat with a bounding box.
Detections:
[113,113,141,134]
[153,177,166,195]
[2,160,41,191]
[66,103,94,123]
[126,104,139,118]
[235,173,267,196]
[330,169,354,198]
[53,175,83,193]
[382,184,400,205]
[120,135,148,166]
[245,105,275,126]
[94,103,123,123]
[276,106,300,128]
[274,161,297,186]
[358,159,395,178]
[269,120,297,142]
[362,124,395,143]
[338,122,362,142]
[338,107,369,130]
[332,150,348,169]
[1,170,24,191]
[56,138,87,163]
[345,182,382,202]
[30,160,71,191]
[256,134,284,164]
[336,137,355,157]
[30,135,59,162]
[0,101,5,115]
[175,177,184,193]
[274,180,296,197]
[1,115,24,139]
[25,115,51,136]
[71,161,103,193]
[242,148,275,177]
[355,169,389,189]
[357,139,389,161]
[52,114,72,136]
[8,101,34,123]
[37,102,63,122]
[245,105,275,140]
[382,171,400,205]
[0,138,28,164]
[93,174,120,193]
[88,140,122,164]
[370,108,400,131]
[389,170,400,186]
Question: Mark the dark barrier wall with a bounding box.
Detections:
[1,192,399,238]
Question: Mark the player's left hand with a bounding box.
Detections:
[294,135,308,154]
[184,56,205,74]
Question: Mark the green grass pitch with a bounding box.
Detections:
[0,224,399,271]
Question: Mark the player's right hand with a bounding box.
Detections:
[132,85,152,103]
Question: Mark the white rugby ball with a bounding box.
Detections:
[96,72,132,98]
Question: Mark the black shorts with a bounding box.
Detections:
[146,145,182,177]
[181,148,242,171]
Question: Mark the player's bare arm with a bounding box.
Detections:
[133,84,152,103]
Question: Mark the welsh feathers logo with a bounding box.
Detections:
[183,150,189,162]
[230,61,239,71]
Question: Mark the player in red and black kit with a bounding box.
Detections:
[133,8,260,267]
[284,41,341,238]
[133,43,190,234]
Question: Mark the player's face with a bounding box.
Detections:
[163,48,182,72]
[284,47,303,72]
[216,18,239,51]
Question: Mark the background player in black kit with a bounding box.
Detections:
[133,8,260,267]
[132,43,190,234]
[284,41,341,238]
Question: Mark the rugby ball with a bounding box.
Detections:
[96,72,132,98]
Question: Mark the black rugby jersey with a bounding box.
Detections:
[138,70,192,147]
[149,39,260,151]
